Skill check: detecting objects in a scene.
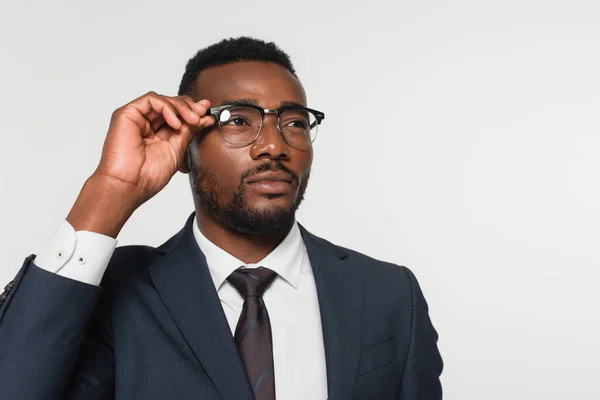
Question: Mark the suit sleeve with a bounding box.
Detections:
[0,256,115,400]
[398,267,443,400]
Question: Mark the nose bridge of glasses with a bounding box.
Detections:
[263,109,280,124]
[260,109,282,132]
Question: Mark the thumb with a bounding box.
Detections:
[176,116,214,174]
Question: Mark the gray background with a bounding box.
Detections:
[1,0,599,398]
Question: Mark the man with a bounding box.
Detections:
[0,37,442,399]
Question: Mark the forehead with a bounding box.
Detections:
[193,61,307,108]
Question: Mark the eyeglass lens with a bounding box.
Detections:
[217,106,318,146]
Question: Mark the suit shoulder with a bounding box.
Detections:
[310,232,413,284]
[315,236,417,309]
[344,245,414,285]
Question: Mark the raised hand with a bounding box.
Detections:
[66,92,215,237]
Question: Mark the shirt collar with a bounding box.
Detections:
[192,216,304,291]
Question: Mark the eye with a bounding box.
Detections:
[218,108,260,128]
[283,119,309,130]
[289,119,308,129]
[220,111,251,126]
[224,116,250,126]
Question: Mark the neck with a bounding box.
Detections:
[195,208,292,264]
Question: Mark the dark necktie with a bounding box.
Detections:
[227,267,278,400]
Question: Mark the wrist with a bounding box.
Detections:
[66,174,139,238]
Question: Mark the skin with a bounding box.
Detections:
[66,61,312,264]
[187,62,312,262]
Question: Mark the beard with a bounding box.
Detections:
[189,160,309,236]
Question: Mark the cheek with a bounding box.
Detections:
[294,148,313,179]
[195,138,245,194]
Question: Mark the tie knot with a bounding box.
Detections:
[227,267,278,299]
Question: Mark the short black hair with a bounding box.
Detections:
[178,36,297,97]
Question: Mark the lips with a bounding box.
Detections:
[246,171,294,184]
[245,171,294,195]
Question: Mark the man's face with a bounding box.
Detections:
[187,61,313,235]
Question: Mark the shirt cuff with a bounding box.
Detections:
[33,220,117,286]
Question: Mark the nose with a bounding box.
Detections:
[249,114,290,161]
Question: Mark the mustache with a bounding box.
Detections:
[241,161,299,185]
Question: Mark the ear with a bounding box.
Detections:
[178,146,192,174]
[178,159,190,174]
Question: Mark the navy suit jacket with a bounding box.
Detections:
[0,214,442,399]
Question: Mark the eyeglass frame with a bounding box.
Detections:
[205,103,325,147]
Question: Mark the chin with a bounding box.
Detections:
[229,205,297,236]
[250,202,294,218]
[248,194,295,210]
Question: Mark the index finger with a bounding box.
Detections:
[182,97,211,117]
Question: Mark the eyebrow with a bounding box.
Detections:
[279,100,306,108]
[218,98,307,108]
[219,98,258,107]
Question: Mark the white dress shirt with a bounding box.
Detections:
[34,218,328,399]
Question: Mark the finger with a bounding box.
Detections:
[127,92,181,130]
[150,117,167,132]
[150,98,203,131]
[145,109,167,131]
[127,92,171,118]
[182,97,211,117]
[154,114,215,143]
[198,115,216,129]
[147,97,182,130]
[169,98,202,126]
[162,109,215,139]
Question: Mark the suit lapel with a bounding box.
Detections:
[300,225,363,400]
[148,216,253,400]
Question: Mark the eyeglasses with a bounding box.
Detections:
[206,104,325,147]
